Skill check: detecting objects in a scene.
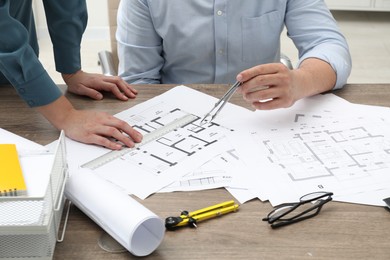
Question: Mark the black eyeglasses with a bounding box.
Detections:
[262,191,333,228]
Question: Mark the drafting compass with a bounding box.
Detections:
[199,81,242,125]
[165,200,239,230]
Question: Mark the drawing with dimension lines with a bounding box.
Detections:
[256,115,390,184]
[66,85,245,199]
[113,106,232,175]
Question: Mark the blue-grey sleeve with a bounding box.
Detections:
[0,0,62,107]
[117,0,163,84]
[286,0,352,89]
[43,0,88,74]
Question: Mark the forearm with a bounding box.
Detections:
[35,96,75,130]
[292,58,337,100]
[287,0,352,89]
[35,95,142,150]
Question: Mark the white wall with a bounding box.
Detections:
[33,0,110,40]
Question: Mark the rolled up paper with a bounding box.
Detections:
[65,170,165,256]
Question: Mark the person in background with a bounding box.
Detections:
[0,0,142,150]
[117,0,352,110]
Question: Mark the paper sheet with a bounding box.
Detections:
[225,93,390,206]
[66,86,252,199]
[0,128,46,152]
[65,170,165,257]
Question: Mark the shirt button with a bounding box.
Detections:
[217,10,223,16]
[218,49,224,55]
[27,100,35,106]
[18,88,25,94]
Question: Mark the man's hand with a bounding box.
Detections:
[237,63,297,110]
[236,59,336,110]
[62,70,138,101]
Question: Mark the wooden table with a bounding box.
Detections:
[1,84,390,259]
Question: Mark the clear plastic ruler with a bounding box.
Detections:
[81,114,198,170]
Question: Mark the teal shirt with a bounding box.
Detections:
[0,0,87,107]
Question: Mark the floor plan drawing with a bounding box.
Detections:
[119,107,231,175]
[67,86,242,199]
[256,114,390,185]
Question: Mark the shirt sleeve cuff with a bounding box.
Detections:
[16,71,62,107]
[298,44,352,90]
[53,45,82,74]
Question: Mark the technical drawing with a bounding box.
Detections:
[117,107,232,175]
[72,86,243,199]
[258,114,390,182]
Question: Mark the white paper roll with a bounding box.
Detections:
[65,170,165,256]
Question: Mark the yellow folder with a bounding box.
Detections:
[0,144,27,196]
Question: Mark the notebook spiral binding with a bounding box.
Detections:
[0,188,18,197]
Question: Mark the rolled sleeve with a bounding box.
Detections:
[298,43,352,89]
[286,0,352,89]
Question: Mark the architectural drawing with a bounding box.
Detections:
[68,86,244,199]
[258,114,390,183]
[114,105,232,175]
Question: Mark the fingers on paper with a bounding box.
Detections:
[89,115,143,150]
[100,76,138,101]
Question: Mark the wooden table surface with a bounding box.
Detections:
[1,84,390,260]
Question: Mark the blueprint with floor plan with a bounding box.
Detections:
[232,109,390,206]
[117,106,229,175]
[64,86,390,206]
[65,86,251,199]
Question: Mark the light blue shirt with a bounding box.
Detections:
[117,0,351,89]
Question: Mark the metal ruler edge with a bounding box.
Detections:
[81,113,198,170]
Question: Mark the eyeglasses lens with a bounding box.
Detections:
[300,192,332,202]
[268,205,295,222]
